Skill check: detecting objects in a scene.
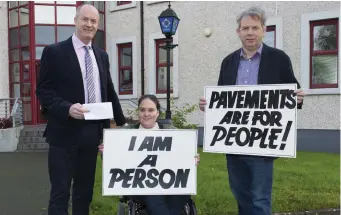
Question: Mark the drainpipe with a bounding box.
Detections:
[140,1,145,95]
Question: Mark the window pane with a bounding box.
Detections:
[35,26,55,44]
[19,1,28,5]
[22,64,29,81]
[9,9,18,28]
[157,66,173,91]
[94,1,105,11]
[10,63,20,83]
[23,103,32,122]
[99,13,104,30]
[312,55,338,85]
[9,28,19,48]
[56,1,76,4]
[158,43,173,64]
[120,46,132,66]
[34,5,55,24]
[21,47,30,60]
[10,49,19,62]
[57,6,76,24]
[313,24,337,51]
[57,26,75,42]
[9,2,18,8]
[21,83,31,101]
[19,6,29,25]
[93,30,104,49]
[36,47,45,59]
[264,30,275,48]
[119,70,133,94]
[20,26,29,46]
[12,84,21,98]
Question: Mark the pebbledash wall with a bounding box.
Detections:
[0,1,9,99]
[105,1,340,151]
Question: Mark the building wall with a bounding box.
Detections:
[0,2,9,98]
[105,1,340,130]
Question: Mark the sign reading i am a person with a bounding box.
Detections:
[102,129,198,196]
[204,84,297,158]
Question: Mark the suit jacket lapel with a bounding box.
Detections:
[258,43,268,84]
[63,37,85,103]
[231,49,241,85]
[92,45,106,102]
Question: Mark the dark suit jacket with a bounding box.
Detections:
[217,43,302,109]
[36,36,126,145]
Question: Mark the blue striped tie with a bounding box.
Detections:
[84,46,96,103]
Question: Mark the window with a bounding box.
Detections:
[310,18,338,89]
[117,43,133,95]
[117,1,131,6]
[109,1,136,12]
[301,10,340,95]
[111,36,137,99]
[148,32,178,98]
[264,25,276,48]
[155,39,173,94]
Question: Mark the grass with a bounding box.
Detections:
[90,148,340,215]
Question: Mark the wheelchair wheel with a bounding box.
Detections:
[128,201,137,215]
[117,202,125,215]
[188,199,198,215]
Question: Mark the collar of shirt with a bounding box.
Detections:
[240,43,263,60]
[139,123,160,130]
[72,33,92,50]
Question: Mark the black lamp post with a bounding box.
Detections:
[158,2,180,122]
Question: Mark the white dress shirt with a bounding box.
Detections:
[72,33,102,103]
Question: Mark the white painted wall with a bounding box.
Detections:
[0,2,9,99]
[105,1,341,130]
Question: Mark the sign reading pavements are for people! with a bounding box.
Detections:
[204,84,297,158]
[102,129,198,196]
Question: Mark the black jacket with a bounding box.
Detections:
[36,37,126,145]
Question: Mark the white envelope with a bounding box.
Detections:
[83,102,113,120]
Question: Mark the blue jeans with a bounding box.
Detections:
[226,155,274,215]
[143,195,190,215]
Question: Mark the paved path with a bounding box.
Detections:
[0,152,49,215]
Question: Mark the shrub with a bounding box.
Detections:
[0,117,13,129]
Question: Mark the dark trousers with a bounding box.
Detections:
[47,124,100,215]
[143,195,190,215]
[226,155,274,215]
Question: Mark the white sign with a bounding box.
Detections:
[204,84,297,158]
[102,129,198,196]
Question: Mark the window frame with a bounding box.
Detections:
[148,32,179,99]
[111,36,137,100]
[266,17,283,49]
[155,38,173,94]
[109,1,136,12]
[117,1,131,6]
[265,25,276,48]
[301,9,340,95]
[117,43,133,95]
[309,18,339,89]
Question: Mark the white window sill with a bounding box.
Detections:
[154,94,179,99]
[109,2,137,12]
[305,88,340,95]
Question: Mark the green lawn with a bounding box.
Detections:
[90,149,340,215]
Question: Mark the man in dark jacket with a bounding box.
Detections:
[36,4,126,215]
[199,6,304,215]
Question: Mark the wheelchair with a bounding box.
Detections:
[117,195,198,215]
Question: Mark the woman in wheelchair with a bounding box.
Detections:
[99,94,200,215]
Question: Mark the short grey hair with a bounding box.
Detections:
[236,6,267,28]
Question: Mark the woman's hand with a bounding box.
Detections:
[195,153,200,166]
[98,143,104,153]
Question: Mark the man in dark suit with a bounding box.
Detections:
[36,4,126,215]
[199,6,305,215]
